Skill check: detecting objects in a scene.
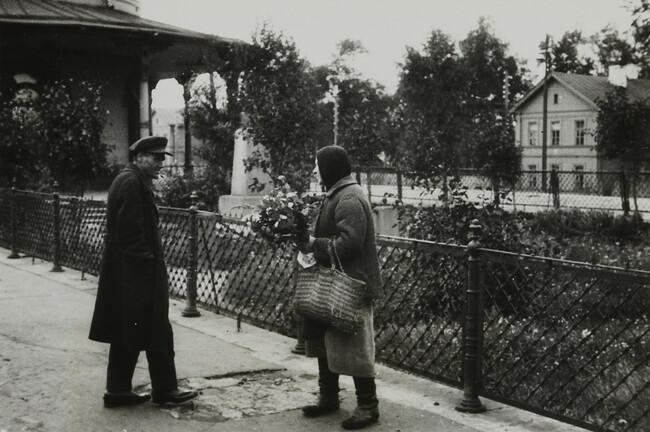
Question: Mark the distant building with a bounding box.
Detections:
[511,66,650,180]
[151,108,205,168]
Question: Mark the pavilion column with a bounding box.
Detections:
[138,80,151,139]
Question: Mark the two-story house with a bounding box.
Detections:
[511,67,650,190]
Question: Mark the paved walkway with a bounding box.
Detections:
[0,247,586,432]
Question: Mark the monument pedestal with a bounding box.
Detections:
[218,129,272,217]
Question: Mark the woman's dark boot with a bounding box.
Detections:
[342,377,379,430]
[302,357,340,417]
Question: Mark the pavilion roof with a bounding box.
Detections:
[0,0,243,45]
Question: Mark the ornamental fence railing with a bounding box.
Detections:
[0,185,648,432]
[352,166,650,216]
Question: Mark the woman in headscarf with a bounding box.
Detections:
[298,145,383,430]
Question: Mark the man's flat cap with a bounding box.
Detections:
[129,136,172,156]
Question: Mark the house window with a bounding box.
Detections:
[574,165,584,190]
[528,164,537,188]
[551,121,561,146]
[575,120,585,146]
[528,121,538,146]
[553,94,559,104]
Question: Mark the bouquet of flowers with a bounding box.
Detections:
[249,176,319,245]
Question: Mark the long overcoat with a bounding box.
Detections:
[89,164,170,351]
[304,174,383,377]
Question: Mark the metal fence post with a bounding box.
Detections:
[50,182,63,272]
[182,191,201,317]
[456,219,486,413]
[8,178,20,259]
[620,169,630,216]
[396,168,403,202]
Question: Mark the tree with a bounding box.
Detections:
[187,72,236,195]
[0,78,109,192]
[631,0,650,77]
[459,18,530,167]
[239,25,322,193]
[538,31,595,75]
[591,26,636,76]
[595,86,650,211]
[474,116,521,206]
[323,40,396,166]
[595,87,650,171]
[0,94,41,187]
[397,30,469,198]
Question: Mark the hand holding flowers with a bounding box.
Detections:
[248,176,319,247]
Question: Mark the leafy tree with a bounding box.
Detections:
[595,87,650,170]
[595,87,650,211]
[187,72,236,198]
[590,26,636,75]
[539,31,595,75]
[397,29,469,198]
[38,79,109,193]
[318,40,396,167]
[0,94,42,187]
[459,18,530,170]
[239,25,322,193]
[396,21,528,202]
[0,78,109,192]
[474,116,521,206]
[630,0,650,77]
[460,18,530,118]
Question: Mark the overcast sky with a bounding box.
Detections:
[142,0,636,107]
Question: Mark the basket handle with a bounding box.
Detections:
[327,238,345,271]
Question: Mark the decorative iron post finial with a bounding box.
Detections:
[190,190,199,209]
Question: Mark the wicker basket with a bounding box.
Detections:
[295,240,366,334]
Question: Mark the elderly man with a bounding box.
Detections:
[89,136,198,408]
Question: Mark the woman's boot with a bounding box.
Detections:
[342,377,379,430]
[302,357,340,417]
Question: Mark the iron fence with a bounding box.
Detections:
[1,186,648,432]
[353,166,650,216]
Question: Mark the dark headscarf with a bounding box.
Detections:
[317,145,352,190]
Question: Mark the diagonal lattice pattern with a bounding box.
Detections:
[194,213,297,334]
[13,190,54,260]
[0,189,10,247]
[481,249,650,432]
[2,188,649,432]
[374,237,466,386]
[58,198,107,275]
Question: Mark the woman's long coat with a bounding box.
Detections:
[89,164,170,352]
[304,174,383,377]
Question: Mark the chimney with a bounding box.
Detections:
[608,64,641,88]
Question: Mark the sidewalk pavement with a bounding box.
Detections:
[0,246,586,432]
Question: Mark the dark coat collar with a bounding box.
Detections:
[124,163,153,191]
[325,175,357,197]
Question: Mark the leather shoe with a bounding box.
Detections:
[152,388,198,405]
[103,391,150,408]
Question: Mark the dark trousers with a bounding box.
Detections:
[318,356,377,406]
[106,325,178,394]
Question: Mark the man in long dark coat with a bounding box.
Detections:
[89,136,197,408]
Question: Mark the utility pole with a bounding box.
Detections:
[541,34,551,192]
[503,72,510,112]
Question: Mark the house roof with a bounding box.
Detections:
[0,0,243,44]
[511,71,650,113]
